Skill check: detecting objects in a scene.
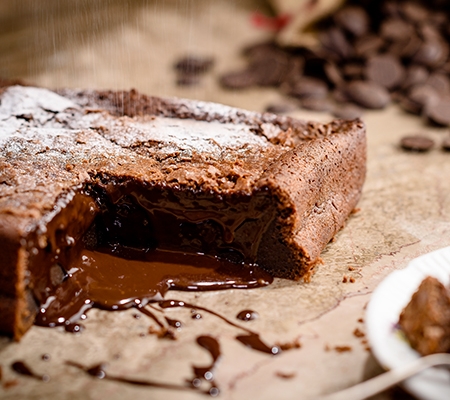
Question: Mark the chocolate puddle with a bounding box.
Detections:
[36,246,272,328]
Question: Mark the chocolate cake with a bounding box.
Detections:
[399,276,450,355]
[0,85,366,340]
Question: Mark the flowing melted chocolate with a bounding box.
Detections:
[191,335,221,395]
[11,361,49,382]
[156,299,279,355]
[66,361,214,395]
[36,247,272,327]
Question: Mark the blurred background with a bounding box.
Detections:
[0,0,274,104]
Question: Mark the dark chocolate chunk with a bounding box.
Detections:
[176,75,201,87]
[174,56,214,75]
[324,62,344,87]
[299,97,333,112]
[319,27,354,60]
[426,72,450,95]
[425,95,450,126]
[442,135,450,151]
[412,39,448,68]
[365,54,404,89]
[264,102,298,114]
[354,35,385,57]
[287,76,328,99]
[401,65,429,90]
[407,83,439,112]
[334,6,369,37]
[380,18,414,41]
[345,80,391,109]
[219,70,257,89]
[400,135,435,152]
[332,103,364,120]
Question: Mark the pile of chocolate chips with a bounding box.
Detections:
[219,0,450,124]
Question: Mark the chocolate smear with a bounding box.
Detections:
[11,361,49,382]
[66,361,212,395]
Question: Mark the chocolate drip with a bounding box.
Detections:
[236,310,259,321]
[66,361,213,395]
[157,300,279,355]
[64,323,84,333]
[165,317,182,329]
[11,361,49,382]
[235,334,280,355]
[190,336,221,395]
[136,307,164,328]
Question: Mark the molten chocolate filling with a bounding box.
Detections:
[30,181,276,327]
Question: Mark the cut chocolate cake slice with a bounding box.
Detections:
[0,85,366,339]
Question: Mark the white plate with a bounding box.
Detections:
[366,246,450,400]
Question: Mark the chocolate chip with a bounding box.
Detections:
[400,135,435,152]
[401,65,429,90]
[442,136,450,151]
[365,54,404,89]
[249,48,292,87]
[299,97,333,112]
[265,102,298,114]
[334,6,370,37]
[401,2,429,23]
[219,70,257,89]
[407,84,439,112]
[425,95,450,126]
[342,63,364,80]
[380,18,414,41]
[286,77,328,100]
[412,39,448,68]
[397,95,422,115]
[426,72,450,95]
[332,103,364,120]
[319,27,354,60]
[176,75,201,87]
[345,80,391,109]
[354,35,385,57]
[324,62,344,87]
[174,56,214,75]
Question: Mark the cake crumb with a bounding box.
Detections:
[357,318,364,323]
[275,371,296,379]
[342,275,348,283]
[334,345,352,353]
[276,338,301,351]
[361,339,368,345]
[353,328,365,338]
[349,277,355,283]
[364,346,371,352]
[348,266,355,271]
[2,379,19,389]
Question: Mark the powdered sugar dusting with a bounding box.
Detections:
[0,86,79,144]
[95,115,272,157]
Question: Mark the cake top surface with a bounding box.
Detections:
[0,85,360,235]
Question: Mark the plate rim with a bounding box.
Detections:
[366,246,450,400]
